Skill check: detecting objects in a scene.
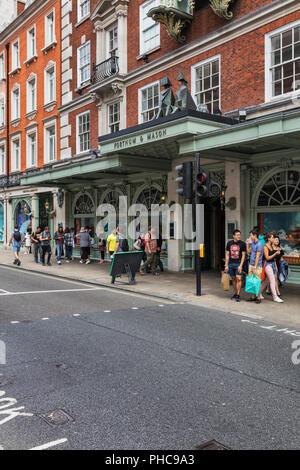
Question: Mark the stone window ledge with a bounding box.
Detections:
[0,125,5,134]
[24,55,38,67]
[25,110,37,120]
[42,41,57,55]
[10,118,20,128]
[9,66,21,77]
[136,46,161,61]
[43,100,57,112]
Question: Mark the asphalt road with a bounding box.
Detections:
[0,265,299,450]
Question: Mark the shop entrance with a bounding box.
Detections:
[202,198,225,271]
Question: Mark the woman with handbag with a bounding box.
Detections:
[260,233,283,303]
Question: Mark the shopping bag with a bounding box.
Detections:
[245,275,262,296]
[261,261,267,282]
[221,271,230,291]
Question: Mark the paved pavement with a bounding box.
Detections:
[0,267,299,450]
[0,250,299,328]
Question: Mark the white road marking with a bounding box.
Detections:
[104,310,111,313]
[0,390,33,425]
[10,321,20,324]
[241,320,300,337]
[41,318,49,321]
[72,314,80,317]
[131,307,139,310]
[30,438,68,450]
[0,288,103,296]
[0,289,9,294]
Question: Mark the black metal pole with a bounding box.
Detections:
[5,42,10,245]
[195,152,201,296]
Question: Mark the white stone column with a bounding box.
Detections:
[116,7,128,74]
[31,193,40,232]
[94,21,105,64]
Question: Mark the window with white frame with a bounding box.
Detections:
[108,102,120,133]
[266,21,300,100]
[192,56,220,114]
[45,64,55,103]
[77,112,90,153]
[11,137,20,172]
[0,144,5,174]
[12,86,20,120]
[45,10,55,45]
[0,53,5,79]
[27,130,37,167]
[107,25,118,58]
[12,40,20,70]
[45,123,56,163]
[0,97,5,127]
[139,82,159,123]
[78,0,90,21]
[140,0,160,54]
[77,42,90,86]
[27,27,36,58]
[27,76,36,113]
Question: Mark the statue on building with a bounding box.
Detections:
[172,71,196,113]
[57,189,64,208]
[155,77,175,118]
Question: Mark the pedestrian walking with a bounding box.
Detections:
[140,227,159,276]
[98,237,106,264]
[64,227,74,262]
[115,227,129,253]
[133,233,146,261]
[155,233,164,272]
[9,225,23,266]
[40,226,52,266]
[106,228,117,259]
[24,230,32,254]
[54,226,64,265]
[31,227,42,264]
[260,232,283,303]
[246,229,264,303]
[76,227,91,264]
[224,229,246,302]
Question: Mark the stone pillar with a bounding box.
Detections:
[94,21,105,64]
[167,169,182,272]
[116,7,128,74]
[225,162,242,240]
[32,193,39,232]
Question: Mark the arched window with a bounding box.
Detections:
[74,193,94,215]
[15,200,32,233]
[102,190,121,208]
[257,170,300,207]
[136,186,163,210]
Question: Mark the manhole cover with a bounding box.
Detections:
[196,440,231,450]
[42,409,74,426]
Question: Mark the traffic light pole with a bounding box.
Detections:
[195,153,204,296]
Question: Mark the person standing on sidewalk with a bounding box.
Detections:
[55,226,64,265]
[24,230,32,255]
[76,227,91,264]
[106,229,117,259]
[40,226,52,266]
[31,227,42,264]
[9,225,23,266]
[260,232,283,303]
[224,229,246,302]
[140,227,159,276]
[247,229,264,303]
[64,227,74,263]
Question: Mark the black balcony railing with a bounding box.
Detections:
[92,56,119,84]
[0,174,21,188]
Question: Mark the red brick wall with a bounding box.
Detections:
[127,0,277,72]
[126,8,300,127]
[0,0,61,172]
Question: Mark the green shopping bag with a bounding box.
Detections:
[245,275,262,296]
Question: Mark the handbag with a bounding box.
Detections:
[245,275,262,296]
[221,271,230,291]
[261,260,267,282]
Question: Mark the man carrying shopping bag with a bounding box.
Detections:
[246,229,264,304]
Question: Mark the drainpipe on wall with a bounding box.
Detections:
[5,42,10,245]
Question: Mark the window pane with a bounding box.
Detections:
[271,34,281,51]
[283,62,293,78]
[282,30,292,47]
[282,45,293,62]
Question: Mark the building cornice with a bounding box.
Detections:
[0,0,54,43]
[125,0,300,86]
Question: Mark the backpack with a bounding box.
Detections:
[13,231,21,242]
[119,237,129,252]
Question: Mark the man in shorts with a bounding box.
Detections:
[224,229,246,302]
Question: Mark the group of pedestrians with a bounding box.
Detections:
[225,228,287,304]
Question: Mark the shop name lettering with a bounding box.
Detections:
[114,129,167,149]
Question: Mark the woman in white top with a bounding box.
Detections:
[24,230,32,254]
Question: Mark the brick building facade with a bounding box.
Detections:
[2,0,300,281]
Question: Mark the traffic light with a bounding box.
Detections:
[196,168,222,198]
[175,161,193,199]
[196,168,210,198]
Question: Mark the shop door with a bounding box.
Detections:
[202,199,225,271]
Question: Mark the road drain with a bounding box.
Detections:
[41,409,74,426]
[196,440,231,450]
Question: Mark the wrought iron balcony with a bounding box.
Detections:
[92,56,119,84]
[0,174,21,188]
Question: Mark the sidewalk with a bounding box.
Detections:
[0,249,300,328]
